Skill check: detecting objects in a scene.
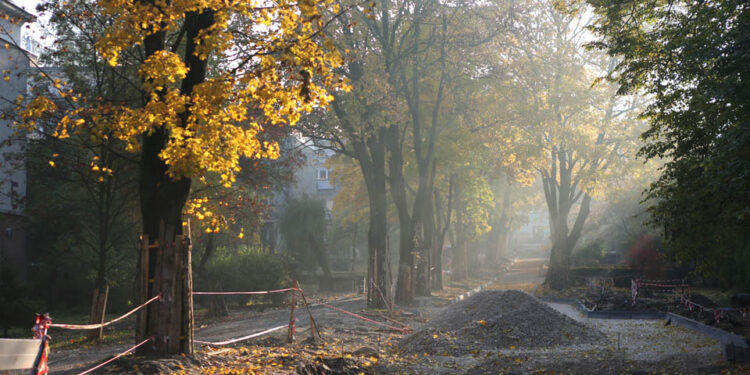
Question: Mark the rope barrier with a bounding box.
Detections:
[193,287,301,296]
[638,282,690,288]
[194,325,289,346]
[313,300,410,333]
[49,295,161,330]
[75,337,152,375]
[632,279,690,305]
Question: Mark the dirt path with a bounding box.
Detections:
[47,259,739,374]
[487,257,545,291]
[47,291,443,374]
[384,257,735,374]
[548,302,722,361]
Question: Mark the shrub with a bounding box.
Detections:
[575,241,605,260]
[199,247,292,306]
[0,260,43,337]
[625,235,665,279]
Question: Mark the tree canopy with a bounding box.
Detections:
[588,0,750,287]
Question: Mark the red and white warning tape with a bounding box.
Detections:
[49,295,162,330]
[631,279,690,305]
[638,282,689,288]
[194,324,289,346]
[75,337,153,375]
[192,287,301,296]
[314,301,410,333]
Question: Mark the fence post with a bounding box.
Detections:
[287,280,298,343]
[87,285,109,341]
[135,235,149,345]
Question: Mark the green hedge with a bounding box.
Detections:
[198,247,292,306]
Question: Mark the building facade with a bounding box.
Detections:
[0,0,34,279]
[262,139,340,252]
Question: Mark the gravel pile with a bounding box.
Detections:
[398,290,605,355]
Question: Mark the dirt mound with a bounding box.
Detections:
[398,290,605,355]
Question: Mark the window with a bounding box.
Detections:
[318,168,328,180]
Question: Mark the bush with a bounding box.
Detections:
[199,247,292,306]
[575,241,605,260]
[625,235,665,279]
[0,260,43,337]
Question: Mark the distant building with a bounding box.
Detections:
[510,210,551,257]
[0,0,35,279]
[262,138,340,252]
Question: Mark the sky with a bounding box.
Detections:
[9,0,53,51]
[12,0,39,14]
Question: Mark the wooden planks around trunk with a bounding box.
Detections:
[136,228,194,355]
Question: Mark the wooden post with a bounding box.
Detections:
[135,235,149,345]
[299,290,321,342]
[136,224,194,355]
[287,280,298,343]
[167,235,184,353]
[87,285,109,341]
[183,232,194,354]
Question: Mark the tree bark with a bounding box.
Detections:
[542,146,593,289]
[452,181,468,281]
[431,176,453,292]
[135,9,214,355]
[412,159,436,296]
[360,128,391,309]
[387,125,415,304]
[309,233,332,278]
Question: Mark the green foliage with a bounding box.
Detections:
[575,241,605,261]
[589,0,750,288]
[199,247,292,305]
[279,195,331,276]
[0,257,42,337]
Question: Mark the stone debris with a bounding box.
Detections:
[398,290,605,355]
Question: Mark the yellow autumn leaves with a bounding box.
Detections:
[17,0,348,193]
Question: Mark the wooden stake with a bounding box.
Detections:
[136,235,149,344]
[168,236,183,353]
[287,281,298,343]
[87,285,109,341]
[298,290,321,342]
[287,280,298,343]
[183,232,194,354]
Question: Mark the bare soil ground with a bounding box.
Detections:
[42,258,750,374]
[542,281,750,341]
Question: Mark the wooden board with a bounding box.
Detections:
[0,338,41,370]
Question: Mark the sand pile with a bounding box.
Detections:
[398,290,604,355]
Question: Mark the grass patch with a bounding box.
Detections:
[50,329,132,350]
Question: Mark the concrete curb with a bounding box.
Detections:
[450,276,498,304]
[539,296,749,361]
[539,297,664,319]
[666,312,749,357]
[449,259,514,305]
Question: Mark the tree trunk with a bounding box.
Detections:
[545,193,592,290]
[386,126,416,304]
[412,163,436,296]
[207,296,228,317]
[350,223,358,271]
[360,128,391,309]
[135,8,213,354]
[87,285,108,341]
[309,233,332,278]
[452,181,468,281]
[431,186,450,291]
[136,232,193,354]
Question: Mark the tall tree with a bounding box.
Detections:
[588,0,750,287]
[495,0,643,289]
[296,14,399,307]
[17,0,345,355]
